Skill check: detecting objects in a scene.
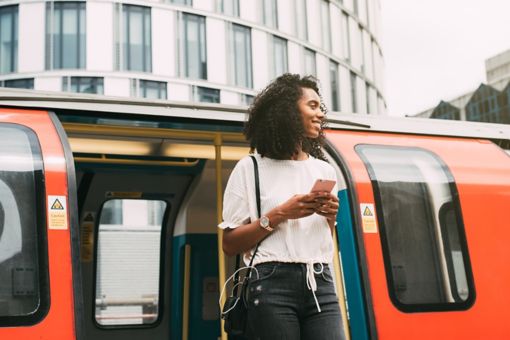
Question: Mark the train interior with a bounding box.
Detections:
[63,115,349,340]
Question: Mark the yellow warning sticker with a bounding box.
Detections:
[48,195,68,230]
[360,203,377,233]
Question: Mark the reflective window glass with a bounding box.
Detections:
[139,79,167,99]
[304,48,316,76]
[183,13,206,80]
[195,86,220,103]
[356,145,475,312]
[273,36,287,78]
[232,24,252,88]
[0,5,18,74]
[3,78,34,89]
[121,5,151,72]
[330,61,339,111]
[95,199,167,325]
[47,2,85,70]
[321,0,331,52]
[68,77,103,94]
[0,124,48,325]
[262,0,277,29]
[218,0,239,16]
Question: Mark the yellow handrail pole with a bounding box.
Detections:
[215,134,228,340]
[332,227,351,340]
[182,244,191,340]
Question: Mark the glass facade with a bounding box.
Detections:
[183,13,206,80]
[47,2,85,70]
[0,5,18,74]
[0,0,385,112]
[122,5,151,72]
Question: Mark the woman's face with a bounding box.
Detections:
[297,87,324,138]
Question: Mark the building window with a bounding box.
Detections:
[365,82,370,114]
[262,0,278,29]
[182,13,207,80]
[0,5,18,74]
[294,0,308,40]
[139,79,167,99]
[170,0,192,5]
[353,0,359,16]
[330,61,339,111]
[342,11,351,62]
[95,199,167,326]
[321,0,331,52]
[116,4,151,72]
[240,93,254,106]
[217,0,239,16]
[272,36,288,78]
[63,76,103,94]
[304,48,316,76]
[350,71,357,112]
[46,2,85,70]
[0,124,49,326]
[194,86,220,103]
[356,145,475,312]
[1,78,34,89]
[231,24,252,88]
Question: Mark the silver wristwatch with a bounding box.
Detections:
[259,215,274,232]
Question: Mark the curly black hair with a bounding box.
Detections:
[244,73,327,160]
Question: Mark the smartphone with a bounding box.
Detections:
[310,179,336,193]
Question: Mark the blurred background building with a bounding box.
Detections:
[0,0,385,114]
[414,49,510,123]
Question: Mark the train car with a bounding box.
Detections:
[0,88,509,340]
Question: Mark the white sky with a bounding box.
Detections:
[381,0,510,116]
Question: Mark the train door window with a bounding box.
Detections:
[0,124,48,325]
[95,199,167,326]
[356,145,475,312]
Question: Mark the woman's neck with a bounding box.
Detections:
[290,149,308,160]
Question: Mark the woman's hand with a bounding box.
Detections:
[277,193,323,220]
[313,192,339,222]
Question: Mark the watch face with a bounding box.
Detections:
[260,216,269,227]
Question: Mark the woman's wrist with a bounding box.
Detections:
[266,208,286,229]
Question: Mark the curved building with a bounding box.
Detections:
[0,0,385,114]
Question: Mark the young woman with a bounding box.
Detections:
[219,74,344,339]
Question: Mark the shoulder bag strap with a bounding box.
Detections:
[232,155,262,294]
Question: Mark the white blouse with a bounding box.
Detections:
[219,153,337,267]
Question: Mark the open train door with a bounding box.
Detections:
[0,107,82,339]
[328,129,510,339]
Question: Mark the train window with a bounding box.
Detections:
[95,199,167,326]
[356,145,475,312]
[0,124,49,325]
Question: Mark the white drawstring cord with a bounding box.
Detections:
[219,265,260,314]
[306,262,324,313]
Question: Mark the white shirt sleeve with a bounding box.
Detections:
[218,159,251,229]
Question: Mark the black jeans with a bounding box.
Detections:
[245,262,345,340]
